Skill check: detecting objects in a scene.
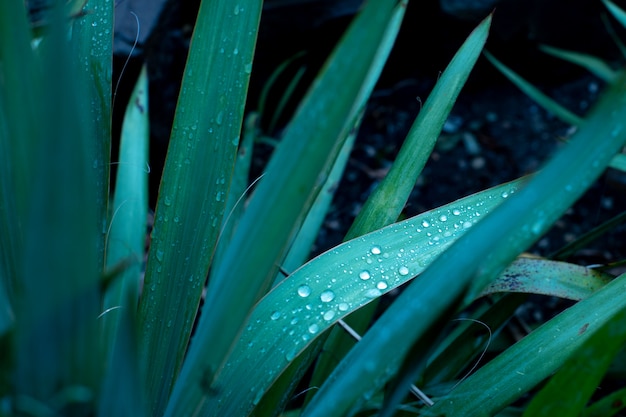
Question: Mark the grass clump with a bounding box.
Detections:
[1,0,626,416]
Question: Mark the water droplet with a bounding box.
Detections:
[290,318,298,325]
[398,266,409,276]
[370,246,382,255]
[323,310,336,321]
[174,216,180,223]
[365,288,382,298]
[308,324,319,334]
[156,250,164,262]
[285,349,296,361]
[216,111,224,125]
[297,285,311,297]
[320,290,335,302]
[463,221,472,229]
[439,215,447,222]
[215,191,223,202]
[338,303,349,312]
[233,48,239,55]
[453,209,461,216]
[164,196,172,206]
[359,270,371,280]
[501,191,509,198]
[422,220,430,228]
[244,63,253,74]
[167,320,172,328]
[270,311,281,320]
[376,281,388,290]
[233,4,240,15]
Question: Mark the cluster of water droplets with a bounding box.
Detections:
[235,184,520,391]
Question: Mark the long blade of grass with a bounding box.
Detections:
[429,272,626,417]
[98,293,145,417]
[136,1,262,414]
[309,17,491,401]
[521,305,626,417]
[102,66,149,352]
[582,386,626,416]
[539,45,617,83]
[200,179,522,416]
[164,2,408,415]
[480,257,613,300]
[8,3,103,407]
[603,0,626,29]
[485,51,584,126]
[551,210,626,260]
[347,15,491,239]
[72,0,113,270]
[301,66,626,417]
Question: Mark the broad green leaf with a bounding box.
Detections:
[429,272,626,417]
[539,45,617,83]
[102,66,149,353]
[8,3,102,405]
[485,51,583,126]
[301,65,626,417]
[522,303,626,417]
[137,1,262,414]
[165,2,408,415]
[202,179,521,416]
[481,257,613,300]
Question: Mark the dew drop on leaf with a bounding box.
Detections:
[297,285,311,297]
[370,246,382,255]
[398,266,409,276]
[376,281,388,290]
[320,290,335,302]
[308,324,319,334]
[270,311,281,320]
[359,270,371,280]
[338,303,349,312]
[323,310,336,321]
[365,288,382,298]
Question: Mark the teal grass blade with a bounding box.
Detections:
[136,1,262,414]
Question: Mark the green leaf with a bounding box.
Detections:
[481,257,613,300]
[539,45,617,83]
[202,179,521,416]
[603,0,626,29]
[72,0,113,271]
[485,51,583,126]
[430,272,626,417]
[551,210,626,261]
[165,1,408,415]
[347,14,491,239]
[302,62,626,417]
[7,3,103,406]
[310,13,492,405]
[102,66,149,353]
[522,302,626,417]
[582,386,626,417]
[137,1,262,414]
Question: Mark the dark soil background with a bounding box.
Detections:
[112,0,626,272]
